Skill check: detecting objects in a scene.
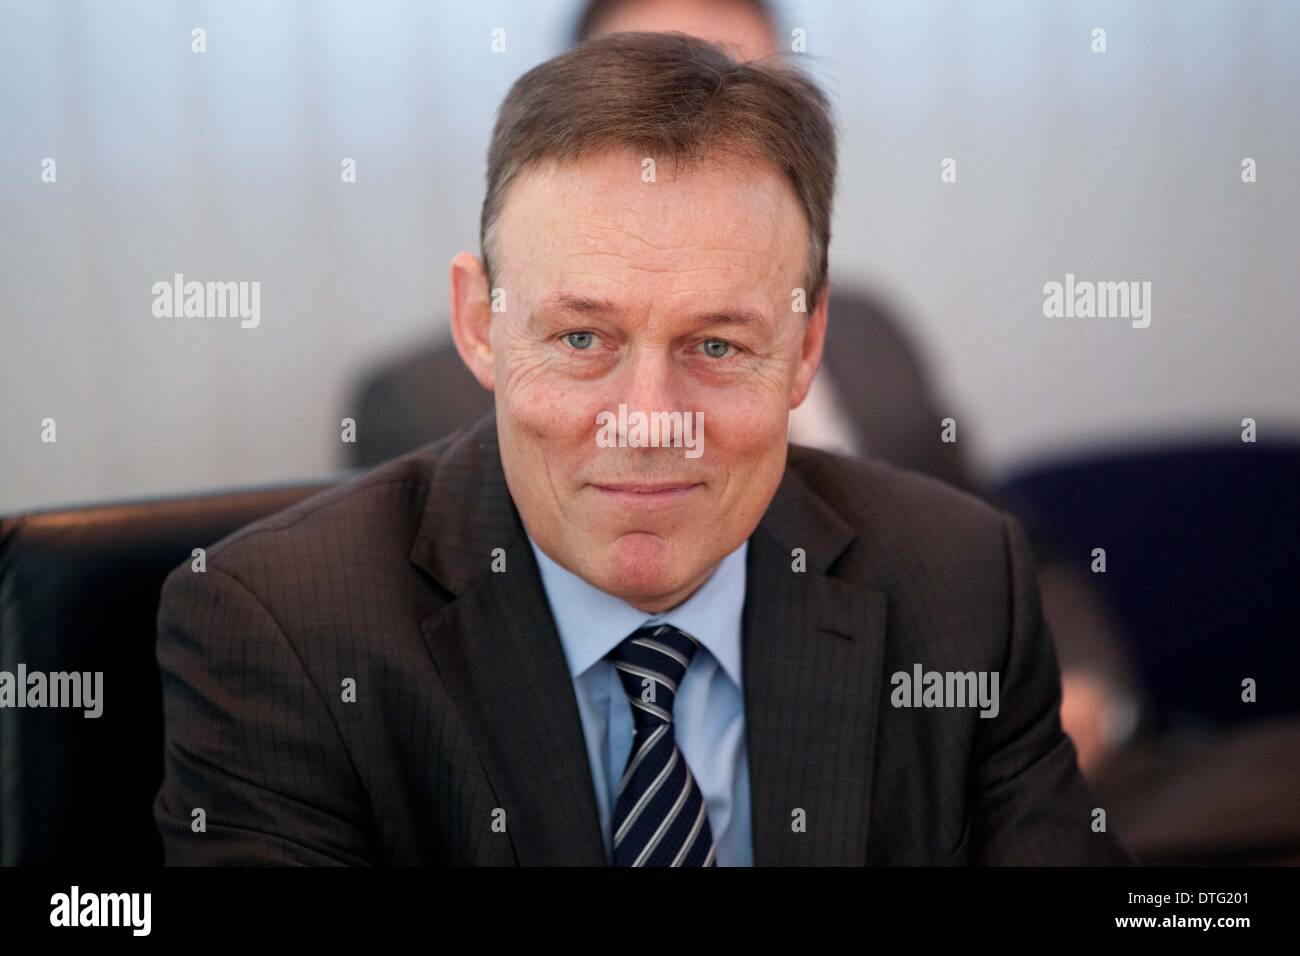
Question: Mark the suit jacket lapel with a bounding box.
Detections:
[744,462,889,865]
[411,417,606,865]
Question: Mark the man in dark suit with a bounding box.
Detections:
[154,33,1127,866]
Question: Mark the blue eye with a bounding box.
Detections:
[565,331,595,350]
[702,339,733,358]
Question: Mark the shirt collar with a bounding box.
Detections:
[527,534,748,689]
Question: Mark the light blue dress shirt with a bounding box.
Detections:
[527,535,753,866]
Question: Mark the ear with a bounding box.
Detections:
[789,279,830,410]
[449,251,495,391]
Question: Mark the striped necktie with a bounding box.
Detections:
[606,623,716,866]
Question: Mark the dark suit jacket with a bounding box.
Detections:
[347,288,972,489]
[153,412,1129,865]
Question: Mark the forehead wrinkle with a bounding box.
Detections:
[552,247,750,281]
[552,225,786,276]
[567,212,667,253]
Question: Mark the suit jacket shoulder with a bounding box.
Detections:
[191,419,492,624]
[785,441,1008,584]
[759,444,1129,865]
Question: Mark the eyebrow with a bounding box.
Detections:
[531,294,769,329]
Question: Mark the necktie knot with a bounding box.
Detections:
[606,623,700,731]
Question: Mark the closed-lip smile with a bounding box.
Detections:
[590,481,703,502]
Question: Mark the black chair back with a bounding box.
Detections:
[0,482,333,865]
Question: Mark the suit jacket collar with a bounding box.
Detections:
[410,413,888,865]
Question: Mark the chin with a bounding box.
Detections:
[600,531,690,609]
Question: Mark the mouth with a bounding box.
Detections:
[589,481,704,506]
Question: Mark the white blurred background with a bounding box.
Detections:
[1,0,1297,512]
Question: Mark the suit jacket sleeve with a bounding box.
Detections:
[970,514,1134,865]
[153,563,375,865]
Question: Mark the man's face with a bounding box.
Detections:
[452,150,826,612]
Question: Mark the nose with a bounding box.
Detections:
[619,341,682,416]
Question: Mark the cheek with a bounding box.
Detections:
[694,382,790,467]
[499,369,612,482]
[500,348,592,437]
